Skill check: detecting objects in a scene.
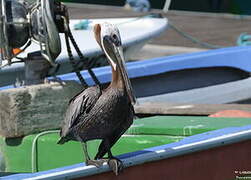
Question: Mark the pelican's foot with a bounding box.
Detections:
[108,157,124,176]
[86,159,106,168]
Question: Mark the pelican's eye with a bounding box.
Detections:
[112,34,121,46]
[112,34,117,40]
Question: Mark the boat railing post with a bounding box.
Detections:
[163,0,171,13]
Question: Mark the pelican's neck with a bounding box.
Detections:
[110,66,124,89]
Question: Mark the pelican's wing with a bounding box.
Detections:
[60,85,102,137]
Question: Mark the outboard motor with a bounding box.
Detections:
[0,0,69,84]
[0,0,97,86]
[0,0,67,68]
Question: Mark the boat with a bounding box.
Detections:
[0,14,168,87]
[1,44,251,179]
[2,115,251,179]
[13,45,251,102]
[2,45,251,104]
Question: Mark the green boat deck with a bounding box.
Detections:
[1,116,251,173]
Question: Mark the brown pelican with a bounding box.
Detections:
[58,22,136,175]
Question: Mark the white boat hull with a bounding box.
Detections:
[0,16,168,86]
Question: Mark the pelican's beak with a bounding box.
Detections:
[113,45,136,104]
[102,36,136,104]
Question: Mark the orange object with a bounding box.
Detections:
[12,48,22,55]
[209,110,251,118]
[0,48,22,55]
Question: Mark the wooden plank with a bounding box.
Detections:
[134,103,251,116]
[0,81,82,138]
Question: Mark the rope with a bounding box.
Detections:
[31,130,60,172]
[168,21,225,49]
[61,15,100,87]
[64,32,89,88]
[67,28,101,86]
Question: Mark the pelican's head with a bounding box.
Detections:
[94,22,136,104]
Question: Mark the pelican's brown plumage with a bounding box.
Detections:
[58,22,136,175]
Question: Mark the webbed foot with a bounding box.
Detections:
[86,159,106,168]
[108,157,124,176]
